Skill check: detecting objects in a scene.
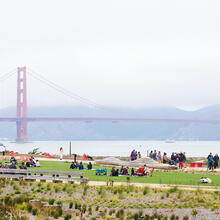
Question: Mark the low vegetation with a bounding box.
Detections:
[0,178,219,219]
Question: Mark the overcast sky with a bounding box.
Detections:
[0,0,220,111]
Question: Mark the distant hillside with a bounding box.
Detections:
[1,105,220,140]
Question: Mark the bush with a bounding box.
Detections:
[116,209,124,219]
[64,214,72,220]
[82,204,87,213]
[48,198,55,205]
[69,201,73,209]
[28,147,41,155]
[170,214,175,220]
[88,207,92,215]
[211,204,219,211]
[27,204,32,213]
[50,206,63,219]
[143,186,150,195]
[168,186,178,193]
[32,208,38,216]
[191,209,198,217]
[56,201,62,206]
[0,202,10,219]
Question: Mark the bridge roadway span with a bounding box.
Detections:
[0,117,220,124]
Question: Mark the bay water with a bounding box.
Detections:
[0,140,219,158]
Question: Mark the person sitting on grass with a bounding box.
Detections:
[110,167,116,176]
[121,166,129,175]
[131,168,135,176]
[19,162,27,169]
[30,156,36,167]
[26,161,30,167]
[87,162,92,170]
[4,162,9,168]
[143,164,149,176]
[36,160,40,167]
[110,167,119,176]
[120,166,124,174]
[70,161,78,169]
[9,162,16,169]
[10,156,17,164]
[78,161,84,170]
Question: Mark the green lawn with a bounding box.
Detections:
[26,160,220,187]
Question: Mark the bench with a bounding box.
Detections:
[0,168,88,183]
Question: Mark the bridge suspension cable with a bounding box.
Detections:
[0,68,17,82]
[27,68,108,110]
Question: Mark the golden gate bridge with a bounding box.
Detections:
[0,66,220,142]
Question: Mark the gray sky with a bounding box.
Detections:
[0,0,220,110]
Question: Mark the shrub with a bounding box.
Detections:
[15,190,21,194]
[32,208,38,216]
[0,202,10,218]
[133,212,139,220]
[83,185,88,195]
[191,209,198,217]
[168,186,178,193]
[51,206,63,219]
[56,201,62,206]
[13,185,19,191]
[69,201,73,209]
[54,187,59,193]
[4,196,13,206]
[144,214,150,220]
[64,214,72,220]
[170,214,175,220]
[82,204,87,213]
[27,204,32,213]
[116,209,124,219]
[98,186,106,198]
[183,216,189,220]
[88,207,92,215]
[143,186,150,195]
[48,198,55,205]
[211,204,219,211]
[47,184,51,191]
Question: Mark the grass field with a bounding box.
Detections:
[0,160,220,219]
[26,160,220,186]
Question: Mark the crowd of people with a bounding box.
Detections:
[0,156,40,169]
[207,153,219,170]
[130,150,141,160]
[110,164,150,176]
[148,150,186,165]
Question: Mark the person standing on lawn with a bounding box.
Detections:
[59,147,63,160]
[213,153,219,169]
[207,152,214,170]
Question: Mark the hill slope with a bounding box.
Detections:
[1,105,220,140]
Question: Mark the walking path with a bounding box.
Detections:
[88,181,220,191]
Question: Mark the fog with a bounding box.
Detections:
[0,0,220,111]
